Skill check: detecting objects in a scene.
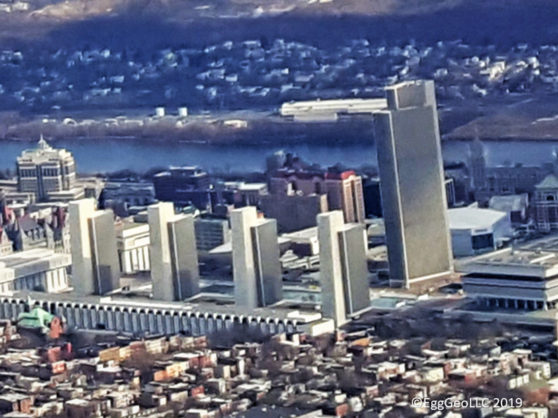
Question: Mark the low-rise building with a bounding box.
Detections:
[115,222,150,274]
[0,249,70,294]
[460,248,558,310]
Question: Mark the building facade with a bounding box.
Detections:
[116,222,150,274]
[148,202,200,301]
[534,174,558,233]
[260,193,328,233]
[194,217,231,252]
[153,167,212,209]
[374,80,453,288]
[0,249,70,294]
[69,199,120,295]
[16,137,84,202]
[231,207,282,309]
[269,169,365,224]
[317,211,370,326]
[460,248,558,311]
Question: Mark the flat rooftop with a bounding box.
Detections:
[448,207,507,231]
[521,234,558,253]
[8,289,322,324]
[471,249,558,267]
[0,249,70,270]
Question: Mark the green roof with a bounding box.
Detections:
[17,307,55,330]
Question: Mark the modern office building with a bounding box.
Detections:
[116,222,150,274]
[194,217,231,252]
[460,248,558,311]
[374,80,453,288]
[148,202,199,301]
[0,248,70,294]
[230,206,282,309]
[16,136,84,202]
[102,181,157,214]
[69,199,120,295]
[153,167,212,209]
[317,211,369,326]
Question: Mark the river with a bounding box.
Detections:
[0,138,557,173]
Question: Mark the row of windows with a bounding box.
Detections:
[42,168,60,177]
[19,169,36,178]
[19,165,73,178]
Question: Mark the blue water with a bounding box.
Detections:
[0,138,555,173]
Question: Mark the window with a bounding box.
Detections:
[472,233,494,251]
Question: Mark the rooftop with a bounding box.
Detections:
[448,207,507,231]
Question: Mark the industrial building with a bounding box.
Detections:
[280,98,387,122]
[374,80,453,288]
[448,207,512,257]
[148,202,200,301]
[231,207,282,309]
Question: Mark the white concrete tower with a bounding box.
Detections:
[69,199,120,295]
[231,206,282,309]
[148,202,176,301]
[148,202,200,301]
[318,210,369,327]
[69,199,96,295]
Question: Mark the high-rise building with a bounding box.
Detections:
[69,199,120,295]
[17,136,84,202]
[230,206,282,309]
[317,211,369,326]
[269,168,365,224]
[374,80,453,288]
[324,170,365,223]
[148,202,199,301]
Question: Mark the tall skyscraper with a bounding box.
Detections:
[17,136,84,202]
[318,211,369,326]
[148,202,199,301]
[374,80,453,288]
[231,206,282,309]
[69,199,120,295]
